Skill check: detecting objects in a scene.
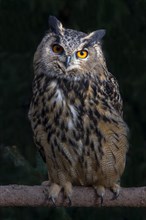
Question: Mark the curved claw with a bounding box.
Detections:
[49,196,56,207]
[98,195,103,207]
[111,191,119,200]
[94,185,105,207]
[64,182,73,206]
[66,196,72,207]
[48,183,62,206]
[110,183,120,200]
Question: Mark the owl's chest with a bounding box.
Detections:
[41,80,85,132]
[35,77,104,133]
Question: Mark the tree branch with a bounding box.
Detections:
[0,185,146,207]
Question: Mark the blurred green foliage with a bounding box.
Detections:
[0,0,146,219]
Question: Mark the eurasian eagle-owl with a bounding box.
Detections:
[28,16,128,204]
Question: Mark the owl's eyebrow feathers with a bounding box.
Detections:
[43,33,60,45]
[80,41,91,49]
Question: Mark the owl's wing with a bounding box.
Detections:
[35,139,46,162]
[104,72,123,116]
[28,101,47,163]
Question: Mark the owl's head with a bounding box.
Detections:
[34,16,106,79]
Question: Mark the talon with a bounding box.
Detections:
[94,185,105,207]
[110,183,120,200]
[66,196,72,206]
[98,195,103,206]
[64,181,73,206]
[48,183,62,205]
[49,196,56,207]
[111,191,119,200]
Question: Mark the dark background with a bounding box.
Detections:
[0,0,146,219]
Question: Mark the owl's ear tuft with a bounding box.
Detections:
[48,16,64,35]
[93,29,106,41]
[83,29,106,45]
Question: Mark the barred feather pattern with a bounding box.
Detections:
[29,69,128,188]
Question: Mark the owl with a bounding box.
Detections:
[28,16,128,205]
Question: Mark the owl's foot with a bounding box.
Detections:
[44,181,73,206]
[42,181,60,206]
[94,185,105,206]
[48,183,62,205]
[110,183,120,200]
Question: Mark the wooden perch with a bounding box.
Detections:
[0,185,146,207]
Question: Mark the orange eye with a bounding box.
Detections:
[52,44,64,54]
[76,50,88,59]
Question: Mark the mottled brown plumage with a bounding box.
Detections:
[28,16,128,204]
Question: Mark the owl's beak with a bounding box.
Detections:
[65,56,71,68]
